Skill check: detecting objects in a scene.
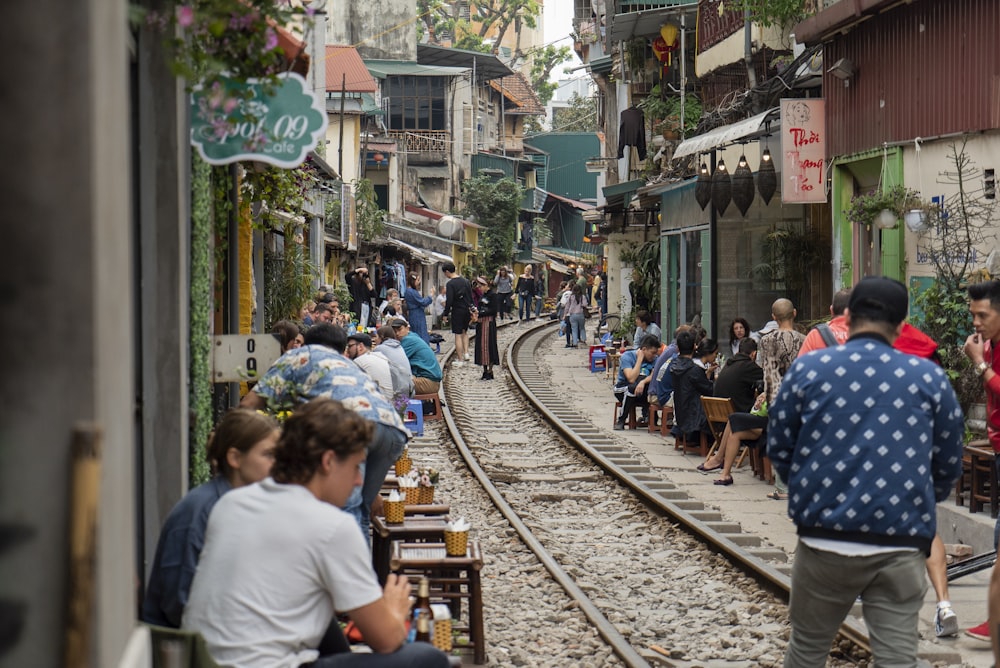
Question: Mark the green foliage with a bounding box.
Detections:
[189,155,213,486]
[912,281,981,413]
[844,184,930,227]
[753,224,829,313]
[354,178,386,242]
[263,223,318,327]
[529,45,572,108]
[132,0,313,90]
[619,241,660,313]
[729,0,811,29]
[550,92,600,133]
[638,85,701,136]
[462,176,523,272]
[452,31,491,52]
[241,162,315,230]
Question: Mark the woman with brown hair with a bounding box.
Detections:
[141,409,280,628]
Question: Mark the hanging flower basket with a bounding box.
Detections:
[845,185,936,229]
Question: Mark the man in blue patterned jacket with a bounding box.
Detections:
[768,276,964,668]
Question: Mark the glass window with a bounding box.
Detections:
[385,76,447,131]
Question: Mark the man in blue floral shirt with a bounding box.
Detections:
[241,323,408,542]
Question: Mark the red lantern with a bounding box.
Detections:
[372,152,385,164]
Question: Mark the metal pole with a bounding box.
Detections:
[679,14,687,139]
[338,73,346,175]
[709,150,718,341]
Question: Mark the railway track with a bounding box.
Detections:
[431,320,874,666]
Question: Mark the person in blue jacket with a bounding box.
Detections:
[141,409,280,627]
[403,272,433,342]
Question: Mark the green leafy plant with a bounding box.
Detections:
[263,223,318,328]
[912,282,981,413]
[637,85,701,137]
[753,224,829,314]
[354,178,386,242]
[844,185,933,227]
[619,240,660,313]
[461,176,523,273]
[188,154,214,486]
[728,0,812,29]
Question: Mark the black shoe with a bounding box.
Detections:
[482,370,494,380]
[636,419,649,428]
[613,421,625,430]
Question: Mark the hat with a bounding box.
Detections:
[390,318,409,329]
[475,276,488,286]
[848,276,908,325]
[347,332,372,348]
[756,320,779,337]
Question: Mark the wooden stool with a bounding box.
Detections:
[371,515,447,584]
[613,400,636,429]
[414,393,442,421]
[391,541,486,664]
[967,443,997,517]
[675,431,707,457]
[648,404,672,436]
[956,447,973,507]
[606,350,620,380]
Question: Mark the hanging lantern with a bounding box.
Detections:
[731,154,755,216]
[695,161,711,210]
[757,148,777,205]
[372,152,385,164]
[711,159,731,215]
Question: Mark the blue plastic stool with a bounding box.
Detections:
[403,398,424,436]
[590,351,608,373]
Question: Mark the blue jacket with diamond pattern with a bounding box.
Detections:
[767,332,964,554]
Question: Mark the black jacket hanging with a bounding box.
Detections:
[617,107,646,160]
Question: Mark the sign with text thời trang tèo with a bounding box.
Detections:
[780,98,827,204]
[190,72,327,169]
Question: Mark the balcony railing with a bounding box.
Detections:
[386,130,450,154]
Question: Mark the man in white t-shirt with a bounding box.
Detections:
[346,332,393,400]
[182,399,448,668]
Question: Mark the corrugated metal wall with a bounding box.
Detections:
[825,0,1000,158]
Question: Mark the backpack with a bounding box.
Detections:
[816,323,838,347]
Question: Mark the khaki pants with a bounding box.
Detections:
[413,377,440,395]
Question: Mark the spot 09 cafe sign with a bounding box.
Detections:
[190,72,327,168]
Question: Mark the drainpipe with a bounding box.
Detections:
[744,9,757,95]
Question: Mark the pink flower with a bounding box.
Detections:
[175,5,194,28]
[264,27,279,51]
[223,97,240,114]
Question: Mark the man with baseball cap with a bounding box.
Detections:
[768,276,964,667]
[345,331,393,400]
[391,318,442,395]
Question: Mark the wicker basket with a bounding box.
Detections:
[443,529,468,556]
[383,499,405,524]
[417,485,434,505]
[394,455,412,477]
[432,619,452,652]
[402,486,421,506]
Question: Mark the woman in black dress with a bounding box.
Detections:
[474,276,500,380]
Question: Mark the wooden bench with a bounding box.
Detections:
[967,442,997,517]
[414,393,442,421]
[391,541,486,664]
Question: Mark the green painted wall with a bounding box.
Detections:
[523,132,600,201]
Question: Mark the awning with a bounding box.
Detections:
[363,60,469,79]
[601,178,646,211]
[416,44,512,81]
[609,0,698,42]
[672,108,780,160]
[537,246,598,265]
[384,238,453,266]
[532,249,571,275]
[387,220,471,250]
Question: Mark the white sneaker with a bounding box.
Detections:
[935,603,959,637]
[464,352,471,361]
[452,361,465,368]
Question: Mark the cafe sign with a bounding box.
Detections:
[780,98,827,204]
[190,72,327,168]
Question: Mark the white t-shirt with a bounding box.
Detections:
[182,479,382,668]
[433,293,447,317]
[352,351,393,399]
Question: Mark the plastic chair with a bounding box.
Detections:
[590,351,607,373]
[404,398,424,436]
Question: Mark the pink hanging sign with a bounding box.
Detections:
[780,98,827,203]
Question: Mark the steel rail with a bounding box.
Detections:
[503,322,874,658]
[439,320,653,668]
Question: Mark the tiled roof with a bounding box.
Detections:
[325,45,377,94]
[489,71,545,115]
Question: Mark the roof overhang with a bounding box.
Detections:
[416,44,513,80]
[387,220,472,251]
[609,1,697,42]
[672,107,779,160]
[793,0,898,46]
[601,178,646,211]
[384,237,453,265]
[363,60,469,79]
[532,249,571,275]
[537,245,598,265]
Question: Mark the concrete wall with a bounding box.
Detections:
[0,1,137,666]
[326,0,416,61]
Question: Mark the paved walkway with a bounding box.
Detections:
[538,327,997,666]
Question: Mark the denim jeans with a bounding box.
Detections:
[344,422,407,544]
[518,293,531,319]
[570,313,586,345]
[534,294,543,318]
[309,641,448,667]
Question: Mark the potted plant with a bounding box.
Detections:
[637,85,701,139]
[845,185,936,230]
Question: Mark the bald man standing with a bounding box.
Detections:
[759,298,805,500]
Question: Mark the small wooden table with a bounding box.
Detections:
[371,514,448,584]
[606,349,621,380]
[390,541,485,665]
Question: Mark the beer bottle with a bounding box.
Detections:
[414,577,432,621]
[415,610,432,643]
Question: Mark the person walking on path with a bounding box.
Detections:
[769,277,964,668]
[516,265,536,321]
[962,279,1000,641]
[494,266,514,320]
[564,283,588,347]
[442,262,474,364]
[182,399,449,668]
[403,273,433,343]
[473,276,500,380]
